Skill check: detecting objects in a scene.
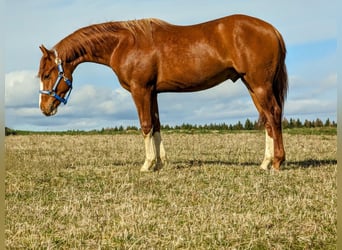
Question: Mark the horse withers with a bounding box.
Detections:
[38,14,288,171]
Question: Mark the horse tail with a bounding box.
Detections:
[272,28,288,113]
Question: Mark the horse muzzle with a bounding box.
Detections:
[42,107,58,116]
[40,100,59,116]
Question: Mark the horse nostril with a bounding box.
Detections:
[41,110,51,116]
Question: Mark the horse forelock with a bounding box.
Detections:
[38,56,51,78]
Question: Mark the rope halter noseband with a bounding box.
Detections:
[39,50,73,105]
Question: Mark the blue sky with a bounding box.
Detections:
[4,0,337,131]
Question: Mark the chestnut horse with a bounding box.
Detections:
[38,14,288,171]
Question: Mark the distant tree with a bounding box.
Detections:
[234,121,244,130]
[244,118,254,130]
[126,125,138,130]
[181,123,196,130]
[324,118,331,127]
[162,124,171,130]
[304,119,312,128]
[220,123,229,130]
[209,123,216,130]
[5,127,17,136]
[314,118,323,128]
[295,118,303,128]
[288,118,295,129]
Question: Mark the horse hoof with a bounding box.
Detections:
[259,159,272,170]
[140,167,152,172]
[260,164,269,171]
[140,159,166,172]
[153,162,163,171]
[271,160,286,172]
[270,167,280,174]
[140,159,155,172]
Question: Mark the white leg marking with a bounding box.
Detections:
[153,132,167,170]
[260,129,274,170]
[140,129,157,172]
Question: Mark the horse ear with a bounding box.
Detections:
[39,45,50,58]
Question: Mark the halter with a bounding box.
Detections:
[39,50,73,105]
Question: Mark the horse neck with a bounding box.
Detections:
[55,26,125,69]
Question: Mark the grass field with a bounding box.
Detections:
[5,131,336,249]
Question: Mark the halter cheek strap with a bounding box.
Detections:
[39,51,73,105]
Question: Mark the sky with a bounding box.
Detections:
[4,0,338,131]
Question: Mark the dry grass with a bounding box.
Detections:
[5,132,336,249]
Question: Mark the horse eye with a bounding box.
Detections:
[43,74,50,80]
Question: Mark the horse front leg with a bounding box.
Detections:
[131,86,161,172]
[141,127,157,172]
[142,94,168,171]
[141,125,167,172]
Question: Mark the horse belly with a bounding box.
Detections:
[156,66,239,93]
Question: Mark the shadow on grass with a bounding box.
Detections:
[171,159,337,170]
[285,159,337,169]
[172,159,257,169]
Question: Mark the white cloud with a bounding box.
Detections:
[325,73,338,87]
[5,70,39,108]
[65,84,136,118]
[285,99,336,117]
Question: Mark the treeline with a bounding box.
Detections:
[100,117,337,132]
[282,117,336,129]
[5,117,337,136]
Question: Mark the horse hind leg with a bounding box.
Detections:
[258,92,285,171]
[260,128,274,170]
[267,105,286,171]
[151,95,168,171]
[153,131,167,170]
[247,86,285,171]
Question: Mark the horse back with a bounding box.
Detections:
[150,14,281,92]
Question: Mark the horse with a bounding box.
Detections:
[38,14,288,172]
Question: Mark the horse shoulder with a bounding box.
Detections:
[109,32,158,90]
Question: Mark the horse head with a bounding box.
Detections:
[38,45,73,116]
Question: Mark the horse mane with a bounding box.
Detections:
[54,18,168,62]
[118,18,168,37]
